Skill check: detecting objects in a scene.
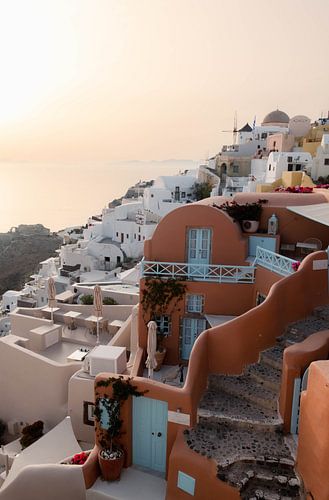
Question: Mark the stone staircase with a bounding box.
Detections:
[184,305,329,499]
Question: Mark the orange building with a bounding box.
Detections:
[92,191,329,499]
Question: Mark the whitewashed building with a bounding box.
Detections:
[312,134,329,180]
[264,151,313,184]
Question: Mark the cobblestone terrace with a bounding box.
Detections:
[184,305,329,499]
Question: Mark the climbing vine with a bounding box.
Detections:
[141,278,186,322]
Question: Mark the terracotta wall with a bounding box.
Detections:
[279,330,329,432]
[297,361,329,500]
[94,373,198,476]
[206,252,328,375]
[166,430,240,500]
[144,204,248,265]
[139,279,255,365]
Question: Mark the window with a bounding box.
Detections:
[324,158,329,166]
[181,192,186,198]
[261,132,267,139]
[269,164,272,171]
[287,156,292,163]
[233,165,239,173]
[151,194,154,197]
[126,234,129,239]
[116,232,118,237]
[155,315,171,335]
[273,141,276,147]
[186,295,204,313]
[134,234,136,239]
[287,164,293,171]
[295,164,301,171]
[117,256,121,264]
[138,235,141,241]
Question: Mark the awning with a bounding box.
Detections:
[55,290,76,302]
[205,314,237,327]
[287,203,329,227]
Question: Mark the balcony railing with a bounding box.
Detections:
[141,259,255,283]
[254,247,298,276]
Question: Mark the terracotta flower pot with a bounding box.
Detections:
[154,348,167,371]
[98,449,124,481]
[241,220,259,233]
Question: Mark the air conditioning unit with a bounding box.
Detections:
[88,345,127,376]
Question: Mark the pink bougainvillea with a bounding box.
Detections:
[70,452,89,465]
[274,186,313,193]
[292,261,300,272]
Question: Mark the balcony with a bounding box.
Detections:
[141,260,255,283]
[254,247,298,276]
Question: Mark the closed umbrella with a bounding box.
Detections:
[93,285,103,345]
[145,321,157,379]
[47,277,56,323]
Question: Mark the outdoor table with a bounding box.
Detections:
[64,311,82,330]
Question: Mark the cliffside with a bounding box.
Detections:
[0,225,62,296]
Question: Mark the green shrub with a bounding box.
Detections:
[80,294,94,305]
[103,297,118,305]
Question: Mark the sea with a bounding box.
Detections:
[0,159,199,233]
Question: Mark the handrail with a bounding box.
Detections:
[141,259,255,283]
[254,246,298,276]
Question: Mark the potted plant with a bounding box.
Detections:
[94,377,145,481]
[214,199,267,232]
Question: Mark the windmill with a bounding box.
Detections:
[222,111,238,145]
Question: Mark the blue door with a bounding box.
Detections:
[133,397,168,473]
[188,228,211,278]
[182,318,206,360]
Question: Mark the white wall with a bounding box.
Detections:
[0,336,80,428]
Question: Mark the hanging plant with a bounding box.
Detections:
[94,376,147,480]
[141,278,186,321]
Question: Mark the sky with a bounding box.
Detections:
[0,0,328,162]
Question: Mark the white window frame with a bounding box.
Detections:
[155,315,171,335]
[186,294,204,313]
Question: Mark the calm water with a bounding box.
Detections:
[0,160,199,233]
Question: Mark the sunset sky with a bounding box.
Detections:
[0,0,328,162]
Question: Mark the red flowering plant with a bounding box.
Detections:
[70,451,89,465]
[274,186,313,193]
[292,261,300,272]
[315,184,329,189]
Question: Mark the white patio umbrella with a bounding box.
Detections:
[145,321,157,379]
[93,285,103,345]
[47,277,56,323]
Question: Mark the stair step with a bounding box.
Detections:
[184,422,294,469]
[219,460,300,494]
[208,374,278,411]
[246,363,282,392]
[260,345,285,371]
[313,305,329,321]
[198,388,282,431]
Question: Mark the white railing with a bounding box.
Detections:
[141,259,255,283]
[255,247,298,276]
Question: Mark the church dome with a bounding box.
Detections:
[262,109,290,126]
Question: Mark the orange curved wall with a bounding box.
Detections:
[297,361,329,500]
[280,330,329,432]
[144,204,248,265]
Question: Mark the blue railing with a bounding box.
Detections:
[141,259,255,283]
[254,247,298,276]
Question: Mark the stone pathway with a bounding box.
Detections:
[184,305,329,499]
